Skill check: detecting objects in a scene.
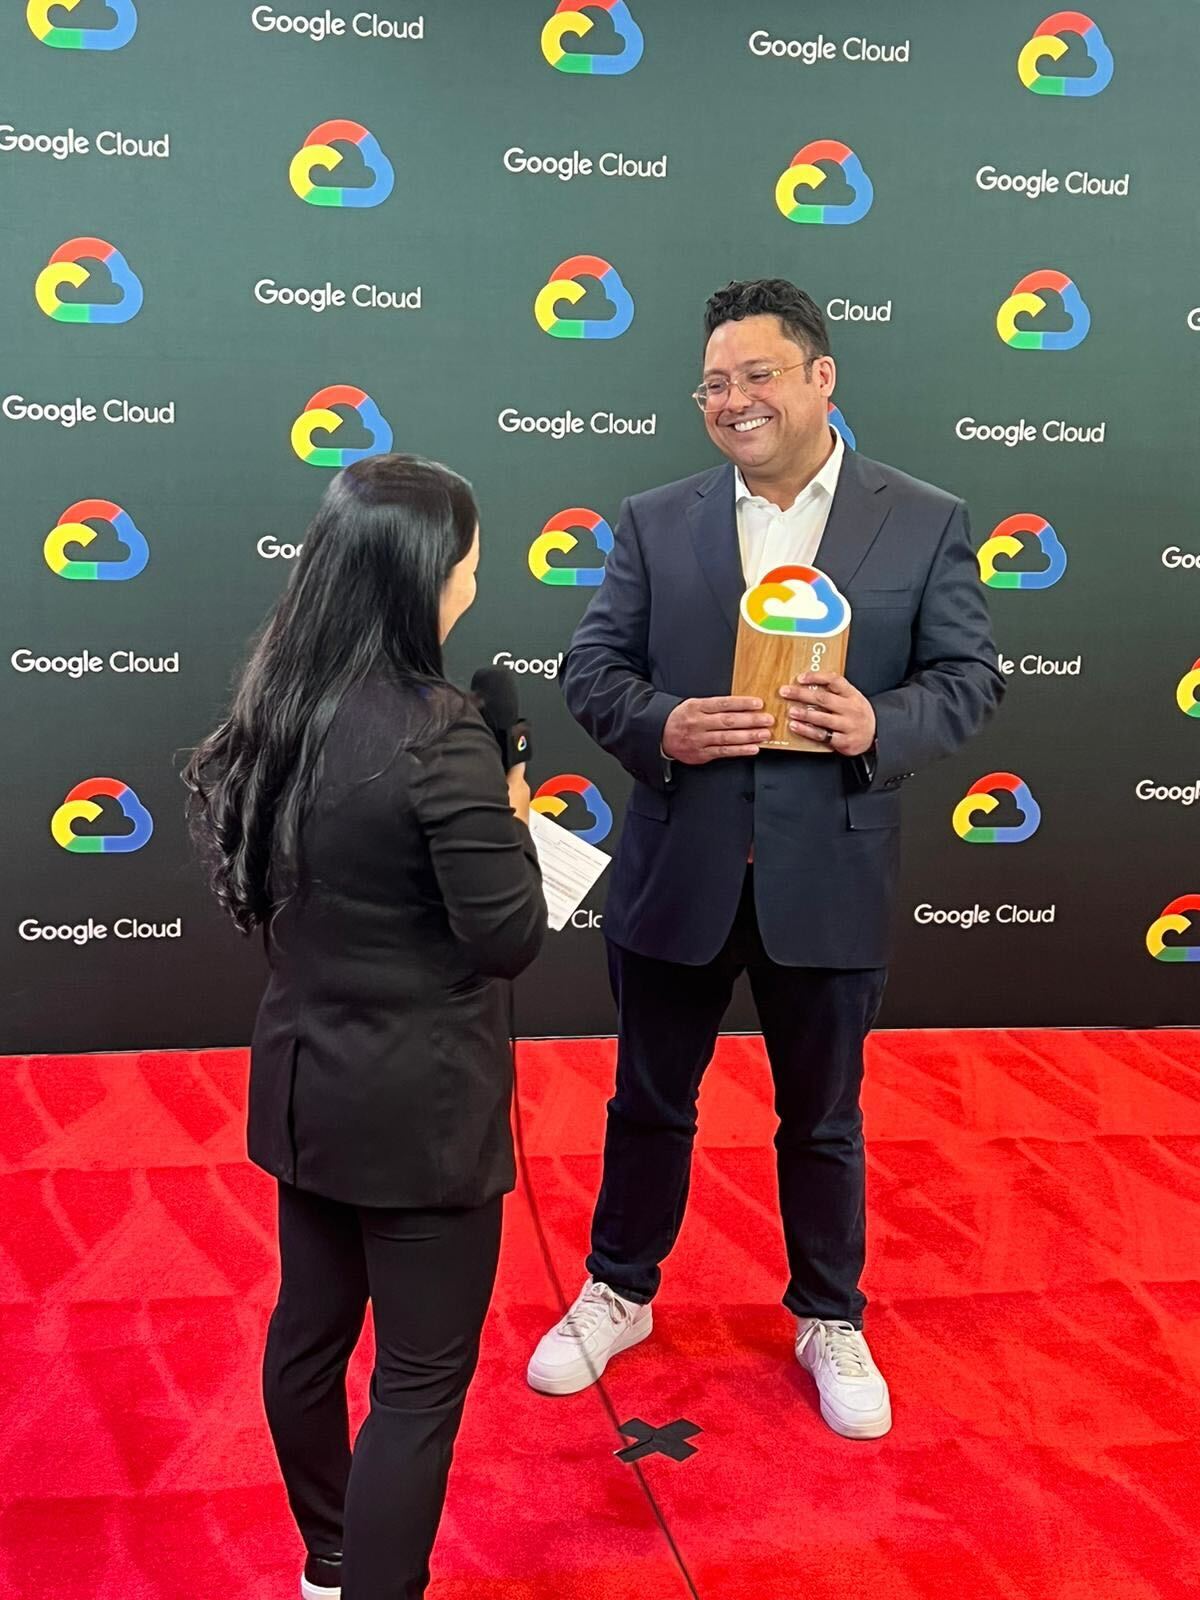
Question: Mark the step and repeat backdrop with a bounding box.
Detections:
[2,1,1197,1051]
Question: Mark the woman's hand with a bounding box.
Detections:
[507,763,532,824]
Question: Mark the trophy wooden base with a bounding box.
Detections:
[731,620,850,753]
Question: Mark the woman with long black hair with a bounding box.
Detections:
[184,454,545,1600]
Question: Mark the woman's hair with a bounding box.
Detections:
[183,452,477,934]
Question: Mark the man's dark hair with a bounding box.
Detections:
[703,279,831,359]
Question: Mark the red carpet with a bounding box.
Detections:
[2,1031,1200,1598]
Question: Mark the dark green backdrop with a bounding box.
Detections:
[2,1,1196,1051]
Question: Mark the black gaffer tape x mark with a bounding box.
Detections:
[615,1418,702,1464]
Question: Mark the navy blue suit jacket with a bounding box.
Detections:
[561,448,1005,968]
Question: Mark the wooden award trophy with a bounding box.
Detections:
[730,564,852,753]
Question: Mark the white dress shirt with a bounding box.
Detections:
[734,427,845,585]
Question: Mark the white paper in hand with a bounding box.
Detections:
[528,810,610,932]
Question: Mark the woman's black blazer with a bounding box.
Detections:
[248,676,546,1208]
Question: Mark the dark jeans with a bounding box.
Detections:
[587,872,886,1326]
[263,1183,503,1600]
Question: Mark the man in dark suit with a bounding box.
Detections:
[526,279,1004,1438]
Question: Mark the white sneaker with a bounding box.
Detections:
[795,1319,892,1439]
[300,1580,339,1600]
[527,1278,653,1395]
[300,1561,342,1600]
[300,1554,341,1598]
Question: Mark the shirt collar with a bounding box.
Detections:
[734,427,845,510]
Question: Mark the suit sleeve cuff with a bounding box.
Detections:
[638,693,681,788]
[849,740,878,790]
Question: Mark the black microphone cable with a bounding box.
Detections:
[506,983,702,1600]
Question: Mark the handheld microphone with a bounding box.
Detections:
[470,666,532,771]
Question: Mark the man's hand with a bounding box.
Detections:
[506,762,532,824]
[779,672,876,757]
[661,697,775,765]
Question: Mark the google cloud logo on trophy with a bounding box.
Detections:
[731,567,852,752]
[288,120,394,207]
[529,508,613,586]
[541,0,643,75]
[291,386,393,466]
[27,0,137,49]
[35,238,143,324]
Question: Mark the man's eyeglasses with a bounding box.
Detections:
[691,359,814,412]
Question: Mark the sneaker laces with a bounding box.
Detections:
[558,1281,627,1340]
[802,1320,871,1379]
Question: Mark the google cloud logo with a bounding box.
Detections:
[27,0,137,50]
[289,120,394,208]
[35,238,143,324]
[775,141,873,225]
[742,566,850,637]
[541,1,643,75]
[997,270,1090,350]
[44,499,148,581]
[1176,658,1200,718]
[1019,11,1113,97]
[952,772,1041,844]
[51,778,153,854]
[290,385,393,467]
[533,775,613,845]
[1147,896,1200,963]
[535,255,634,339]
[828,401,856,449]
[530,507,613,586]
[977,514,1067,590]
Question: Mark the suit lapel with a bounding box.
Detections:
[686,463,742,638]
[814,448,891,592]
